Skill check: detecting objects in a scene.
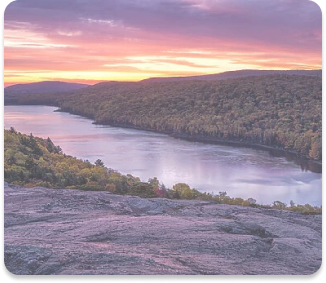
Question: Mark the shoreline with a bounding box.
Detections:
[5,103,322,173]
[91,117,322,174]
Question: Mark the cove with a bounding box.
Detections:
[4,105,322,206]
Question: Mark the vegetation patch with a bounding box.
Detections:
[4,128,322,215]
[11,75,322,160]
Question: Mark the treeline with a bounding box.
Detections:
[4,129,322,214]
[9,74,322,160]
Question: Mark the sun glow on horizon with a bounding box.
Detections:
[4,0,321,86]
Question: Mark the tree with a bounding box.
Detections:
[219,191,227,197]
[25,156,36,170]
[148,177,159,189]
[173,183,194,199]
[309,140,321,159]
[9,127,17,134]
[7,155,16,165]
[272,201,287,210]
[46,137,61,153]
[247,198,257,206]
[131,182,156,198]
[95,159,105,167]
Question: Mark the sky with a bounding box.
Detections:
[3,0,322,86]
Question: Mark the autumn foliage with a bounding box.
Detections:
[12,74,321,160]
[4,129,321,214]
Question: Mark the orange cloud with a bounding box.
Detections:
[4,0,322,85]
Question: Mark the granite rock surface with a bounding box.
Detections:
[4,182,322,275]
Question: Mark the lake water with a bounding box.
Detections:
[4,105,322,206]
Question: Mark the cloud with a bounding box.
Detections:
[4,0,322,84]
[5,0,321,50]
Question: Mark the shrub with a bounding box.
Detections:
[173,183,193,199]
[130,182,157,198]
[105,183,117,193]
[155,188,167,198]
[272,201,287,210]
[79,184,103,191]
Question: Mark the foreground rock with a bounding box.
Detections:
[4,182,322,275]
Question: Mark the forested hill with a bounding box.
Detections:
[4,81,89,104]
[5,81,89,93]
[141,69,322,83]
[6,74,322,160]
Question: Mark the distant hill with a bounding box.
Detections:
[4,81,89,104]
[141,69,322,83]
[5,81,89,95]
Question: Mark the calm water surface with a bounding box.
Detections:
[4,105,322,206]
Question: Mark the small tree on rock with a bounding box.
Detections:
[95,159,105,167]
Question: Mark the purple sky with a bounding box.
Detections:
[4,0,322,85]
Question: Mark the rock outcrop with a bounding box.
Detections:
[4,182,322,275]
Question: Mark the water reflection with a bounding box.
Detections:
[4,105,322,206]
[267,149,322,173]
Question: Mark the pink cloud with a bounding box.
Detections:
[4,0,322,84]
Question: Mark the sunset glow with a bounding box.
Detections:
[4,0,322,86]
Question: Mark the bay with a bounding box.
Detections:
[4,105,322,206]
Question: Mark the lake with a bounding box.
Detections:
[4,105,322,206]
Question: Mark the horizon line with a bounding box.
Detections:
[4,68,322,88]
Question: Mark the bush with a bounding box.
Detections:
[272,201,287,210]
[130,182,156,198]
[105,183,117,193]
[173,183,193,199]
[79,184,104,191]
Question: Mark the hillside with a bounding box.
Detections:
[141,69,322,83]
[5,81,89,93]
[5,74,322,161]
[3,128,259,205]
[4,81,89,104]
[5,128,321,213]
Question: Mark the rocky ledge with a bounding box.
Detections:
[4,182,322,275]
